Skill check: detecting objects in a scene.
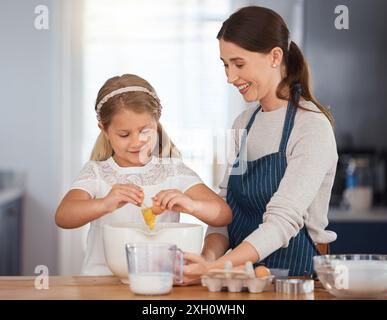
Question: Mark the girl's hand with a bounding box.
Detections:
[102,184,143,213]
[153,189,198,214]
[182,252,211,285]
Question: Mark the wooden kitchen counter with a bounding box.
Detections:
[0,276,347,300]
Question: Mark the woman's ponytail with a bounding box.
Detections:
[278,41,335,126]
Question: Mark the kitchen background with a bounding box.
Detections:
[0,0,386,276]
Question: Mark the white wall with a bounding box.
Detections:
[0,0,62,275]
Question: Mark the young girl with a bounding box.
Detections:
[55,74,232,275]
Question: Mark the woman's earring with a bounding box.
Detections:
[272,64,277,68]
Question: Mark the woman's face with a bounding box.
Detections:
[101,109,158,167]
[219,38,280,103]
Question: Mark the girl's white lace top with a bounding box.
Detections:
[69,156,202,275]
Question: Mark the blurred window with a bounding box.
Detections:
[82,0,231,227]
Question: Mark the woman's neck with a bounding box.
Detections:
[260,96,288,112]
[259,86,289,112]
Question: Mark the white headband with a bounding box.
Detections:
[96,86,160,121]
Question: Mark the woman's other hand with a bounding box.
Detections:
[182,252,212,285]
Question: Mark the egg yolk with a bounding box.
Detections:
[142,207,156,230]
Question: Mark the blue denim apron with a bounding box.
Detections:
[226,91,319,276]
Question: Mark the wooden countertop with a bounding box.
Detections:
[0,276,345,300]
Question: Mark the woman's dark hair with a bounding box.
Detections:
[217,6,334,125]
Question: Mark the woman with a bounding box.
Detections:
[183,6,338,281]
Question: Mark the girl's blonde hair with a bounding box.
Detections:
[90,74,180,161]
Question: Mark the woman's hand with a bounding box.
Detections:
[182,252,211,285]
[102,184,143,213]
[153,189,198,214]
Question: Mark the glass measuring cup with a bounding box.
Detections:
[125,243,184,295]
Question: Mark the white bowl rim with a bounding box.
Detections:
[103,222,203,230]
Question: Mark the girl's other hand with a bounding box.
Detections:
[153,189,197,214]
[102,183,143,213]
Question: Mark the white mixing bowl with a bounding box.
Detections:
[103,222,203,283]
[313,254,387,298]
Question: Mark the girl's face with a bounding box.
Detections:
[219,39,281,103]
[101,109,158,167]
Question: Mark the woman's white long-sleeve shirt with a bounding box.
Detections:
[207,100,338,261]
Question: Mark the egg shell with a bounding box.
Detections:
[152,202,164,215]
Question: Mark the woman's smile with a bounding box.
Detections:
[236,82,252,95]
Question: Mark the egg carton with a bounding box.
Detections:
[201,266,274,293]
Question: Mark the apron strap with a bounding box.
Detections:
[278,102,296,152]
[245,105,261,134]
[278,84,302,152]
[236,105,261,159]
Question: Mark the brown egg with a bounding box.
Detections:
[152,202,164,215]
[254,266,271,278]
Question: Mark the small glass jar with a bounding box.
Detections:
[346,158,373,189]
[343,158,373,211]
